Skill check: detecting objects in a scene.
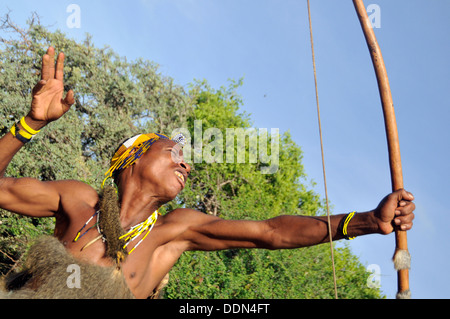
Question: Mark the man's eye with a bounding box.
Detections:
[171,150,182,162]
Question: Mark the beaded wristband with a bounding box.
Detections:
[20,116,40,135]
[340,211,356,240]
[10,123,31,143]
[9,117,40,144]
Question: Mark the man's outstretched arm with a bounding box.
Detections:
[0,47,75,217]
[172,189,415,251]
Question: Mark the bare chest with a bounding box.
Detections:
[56,219,183,298]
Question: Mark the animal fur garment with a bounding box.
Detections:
[0,186,133,299]
[0,185,171,299]
[98,185,128,265]
[1,236,135,299]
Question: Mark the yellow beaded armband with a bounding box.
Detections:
[341,211,356,240]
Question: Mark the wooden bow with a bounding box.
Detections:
[352,0,411,299]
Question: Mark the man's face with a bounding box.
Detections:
[132,139,191,202]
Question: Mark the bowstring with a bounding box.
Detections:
[306,0,338,299]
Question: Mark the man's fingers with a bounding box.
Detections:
[393,217,413,229]
[394,207,414,220]
[398,222,413,231]
[62,89,75,112]
[55,52,65,81]
[41,54,50,81]
[394,218,413,230]
[47,47,56,79]
[395,201,415,215]
[66,89,75,105]
[41,47,55,80]
[394,202,415,227]
[41,47,67,82]
[46,46,55,56]
[396,189,414,202]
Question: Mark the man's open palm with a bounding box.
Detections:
[30,47,74,123]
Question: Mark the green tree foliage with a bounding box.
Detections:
[164,82,383,299]
[0,14,383,298]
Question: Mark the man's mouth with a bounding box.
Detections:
[174,171,185,187]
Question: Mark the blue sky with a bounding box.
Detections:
[1,0,449,299]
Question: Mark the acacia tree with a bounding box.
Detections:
[0,14,383,298]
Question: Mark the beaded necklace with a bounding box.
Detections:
[119,210,159,254]
[73,210,159,255]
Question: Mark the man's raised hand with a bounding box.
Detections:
[29,47,74,125]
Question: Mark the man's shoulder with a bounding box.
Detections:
[53,179,98,195]
[162,208,219,226]
[158,208,222,252]
[54,179,99,209]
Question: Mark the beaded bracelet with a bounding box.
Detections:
[9,116,40,143]
[339,211,356,240]
[20,116,40,135]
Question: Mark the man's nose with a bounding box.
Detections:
[178,160,191,175]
